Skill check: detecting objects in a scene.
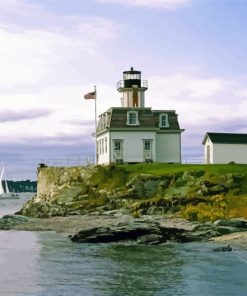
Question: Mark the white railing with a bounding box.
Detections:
[40,156,93,167]
[114,151,123,160]
[144,150,152,159]
[182,157,204,164]
[117,79,148,90]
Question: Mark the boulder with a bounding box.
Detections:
[212,244,232,252]
[181,229,220,242]
[214,218,247,229]
[215,226,241,235]
[137,234,163,245]
[209,185,228,195]
[0,215,34,230]
[70,219,204,244]
[71,221,161,243]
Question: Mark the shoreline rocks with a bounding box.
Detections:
[2,213,247,248]
[212,244,233,252]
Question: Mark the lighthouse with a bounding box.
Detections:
[117,67,148,108]
[96,67,184,165]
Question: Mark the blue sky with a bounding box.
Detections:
[0,0,247,180]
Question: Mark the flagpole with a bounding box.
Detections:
[94,85,97,165]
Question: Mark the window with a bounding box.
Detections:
[127,111,139,125]
[97,141,100,155]
[99,140,101,155]
[102,139,104,154]
[159,113,169,128]
[129,113,136,124]
[105,137,107,154]
[101,115,105,129]
[144,140,151,151]
[114,141,121,151]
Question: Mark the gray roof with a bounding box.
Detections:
[202,132,247,144]
[97,107,183,133]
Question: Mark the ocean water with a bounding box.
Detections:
[1,195,247,296]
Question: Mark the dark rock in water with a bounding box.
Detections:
[137,234,163,245]
[71,218,240,245]
[212,244,232,252]
[71,222,162,243]
[215,226,240,235]
[70,219,198,244]
[214,218,247,229]
[180,224,220,242]
[0,214,34,230]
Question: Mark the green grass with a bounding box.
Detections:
[121,163,247,177]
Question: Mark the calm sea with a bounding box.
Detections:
[1,195,247,296]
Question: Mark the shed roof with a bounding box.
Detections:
[202,132,247,144]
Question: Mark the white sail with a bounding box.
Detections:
[4,167,10,194]
[0,167,5,195]
[0,166,19,199]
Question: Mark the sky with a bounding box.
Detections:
[0,0,247,180]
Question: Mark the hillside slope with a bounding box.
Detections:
[18,163,247,222]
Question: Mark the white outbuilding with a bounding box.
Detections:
[96,68,184,165]
[202,132,247,164]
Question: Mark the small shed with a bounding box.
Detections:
[202,132,247,164]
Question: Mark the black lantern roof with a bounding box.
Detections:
[123,67,141,75]
[117,67,148,90]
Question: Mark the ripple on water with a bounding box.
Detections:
[1,195,247,296]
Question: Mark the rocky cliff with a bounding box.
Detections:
[18,164,247,222]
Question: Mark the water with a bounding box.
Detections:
[1,196,247,296]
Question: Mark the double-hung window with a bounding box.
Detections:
[105,137,107,154]
[127,111,139,125]
[159,113,169,128]
[114,141,121,151]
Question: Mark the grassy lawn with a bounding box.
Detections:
[121,163,247,176]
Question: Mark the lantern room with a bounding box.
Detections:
[117,67,148,108]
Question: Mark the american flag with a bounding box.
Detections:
[84,91,96,100]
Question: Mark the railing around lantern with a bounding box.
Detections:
[117,79,148,90]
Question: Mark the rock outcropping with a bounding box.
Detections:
[70,217,247,244]
[18,164,247,221]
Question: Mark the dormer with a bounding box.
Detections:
[159,113,169,128]
[126,110,139,125]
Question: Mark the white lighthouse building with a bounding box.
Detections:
[96,67,184,164]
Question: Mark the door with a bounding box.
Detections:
[113,140,123,162]
[207,145,210,164]
[143,140,152,161]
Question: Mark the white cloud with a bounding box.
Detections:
[145,74,247,137]
[0,0,121,146]
[0,0,32,10]
[148,74,225,101]
[236,89,247,98]
[97,0,191,9]
[0,83,118,144]
[0,15,119,88]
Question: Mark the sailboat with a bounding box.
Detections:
[0,166,19,199]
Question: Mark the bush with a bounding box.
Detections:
[132,210,141,218]
[180,194,229,222]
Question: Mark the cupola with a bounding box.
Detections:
[117,67,148,108]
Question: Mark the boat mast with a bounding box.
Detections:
[0,168,4,195]
[4,166,10,194]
